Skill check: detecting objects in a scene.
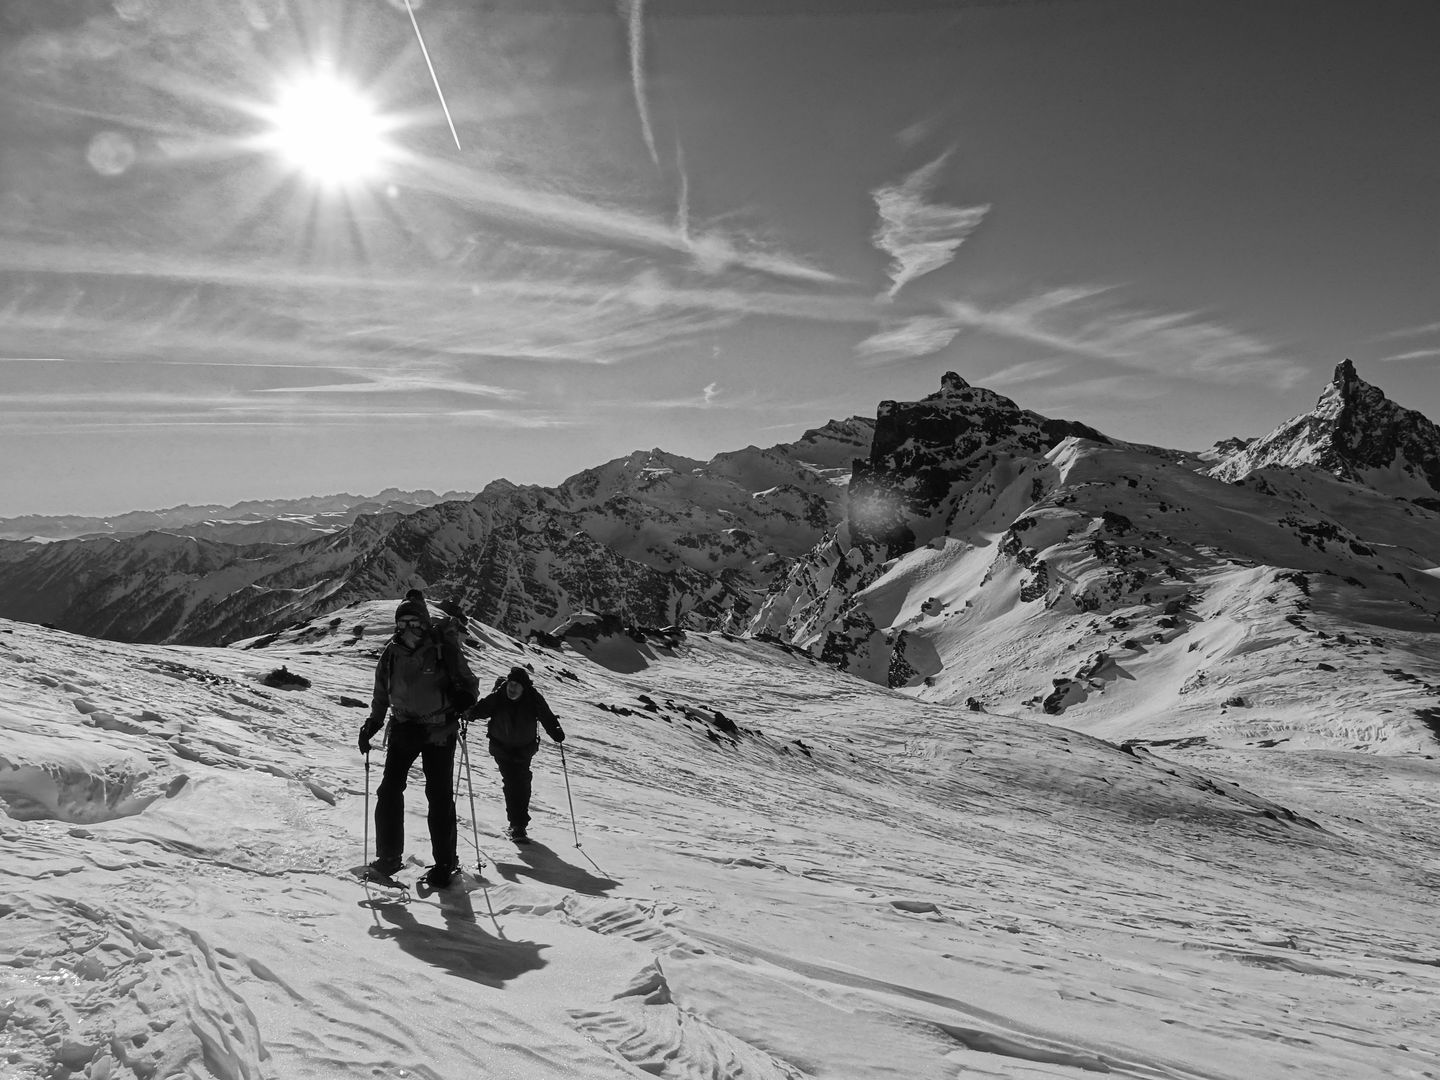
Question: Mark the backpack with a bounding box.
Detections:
[429,615,479,712]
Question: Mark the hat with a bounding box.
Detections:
[506,665,532,686]
[395,597,431,625]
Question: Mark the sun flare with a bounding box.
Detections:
[263,70,394,188]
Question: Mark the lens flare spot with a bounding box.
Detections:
[86,131,137,176]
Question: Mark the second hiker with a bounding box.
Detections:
[466,665,565,843]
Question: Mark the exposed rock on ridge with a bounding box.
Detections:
[1210,360,1440,508]
[850,371,1109,556]
[755,373,1112,685]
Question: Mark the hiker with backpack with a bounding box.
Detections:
[465,665,565,844]
[358,591,479,887]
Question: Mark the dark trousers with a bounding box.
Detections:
[375,723,457,866]
[490,741,538,830]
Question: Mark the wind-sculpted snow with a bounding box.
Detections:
[4,606,1439,1078]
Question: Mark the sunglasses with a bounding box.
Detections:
[396,617,426,630]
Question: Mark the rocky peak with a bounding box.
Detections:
[1210,361,1440,505]
[937,371,971,394]
[852,373,1108,555]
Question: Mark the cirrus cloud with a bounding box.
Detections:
[872,152,990,299]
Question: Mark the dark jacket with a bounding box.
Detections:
[468,685,563,750]
[368,623,479,734]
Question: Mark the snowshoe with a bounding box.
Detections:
[417,863,459,893]
[356,857,407,888]
[507,826,531,845]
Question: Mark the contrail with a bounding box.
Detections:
[619,0,660,166]
[404,0,462,151]
[675,141,691,241]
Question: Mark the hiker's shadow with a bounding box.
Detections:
[366,886,547,988]
[492,841,619,896]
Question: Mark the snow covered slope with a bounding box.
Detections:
[754,370,1440,752]
[3,606,1438,1079]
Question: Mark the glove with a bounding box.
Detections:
[358,715,383,754]
[553,727,566,744]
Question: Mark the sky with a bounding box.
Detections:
[1,0,1437,516]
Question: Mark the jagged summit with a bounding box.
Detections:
[1210,360,1440,506]
[936,370,971,394]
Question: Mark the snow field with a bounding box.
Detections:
[1,609,1438,1079]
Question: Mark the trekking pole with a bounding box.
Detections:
[459,727,486,871]
[362,752,372,867]
[559,742,580,849]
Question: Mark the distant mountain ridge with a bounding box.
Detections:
[0,488,475,542]
[0,419,871,644]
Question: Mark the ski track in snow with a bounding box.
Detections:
[2,612,1439,1079]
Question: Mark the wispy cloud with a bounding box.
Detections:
[854,315,963,363]
[619,0,661,167]
[944,290,1302,386]
[1375,321,1440,363]
[2,408,569,432]
[1379,321,1440,340]
[856,286,1303,388]
[872,152,990,299]
[252,367,520,399]
[0,241,828,373]
[1380,347,1440,363]
[984,359,1070,387]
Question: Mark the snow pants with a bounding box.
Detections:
[490,741,539,831]
[375,723,457,867]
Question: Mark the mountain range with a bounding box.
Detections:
[0,489,475,543]
[0,421,871,646]
[4,361,1438,752]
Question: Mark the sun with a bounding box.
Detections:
[262,70,395,188]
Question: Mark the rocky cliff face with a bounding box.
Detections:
[851,371,1108,556]
[0,419,873,645]
[1209,360,1440,509]
[753,373,1110,683]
